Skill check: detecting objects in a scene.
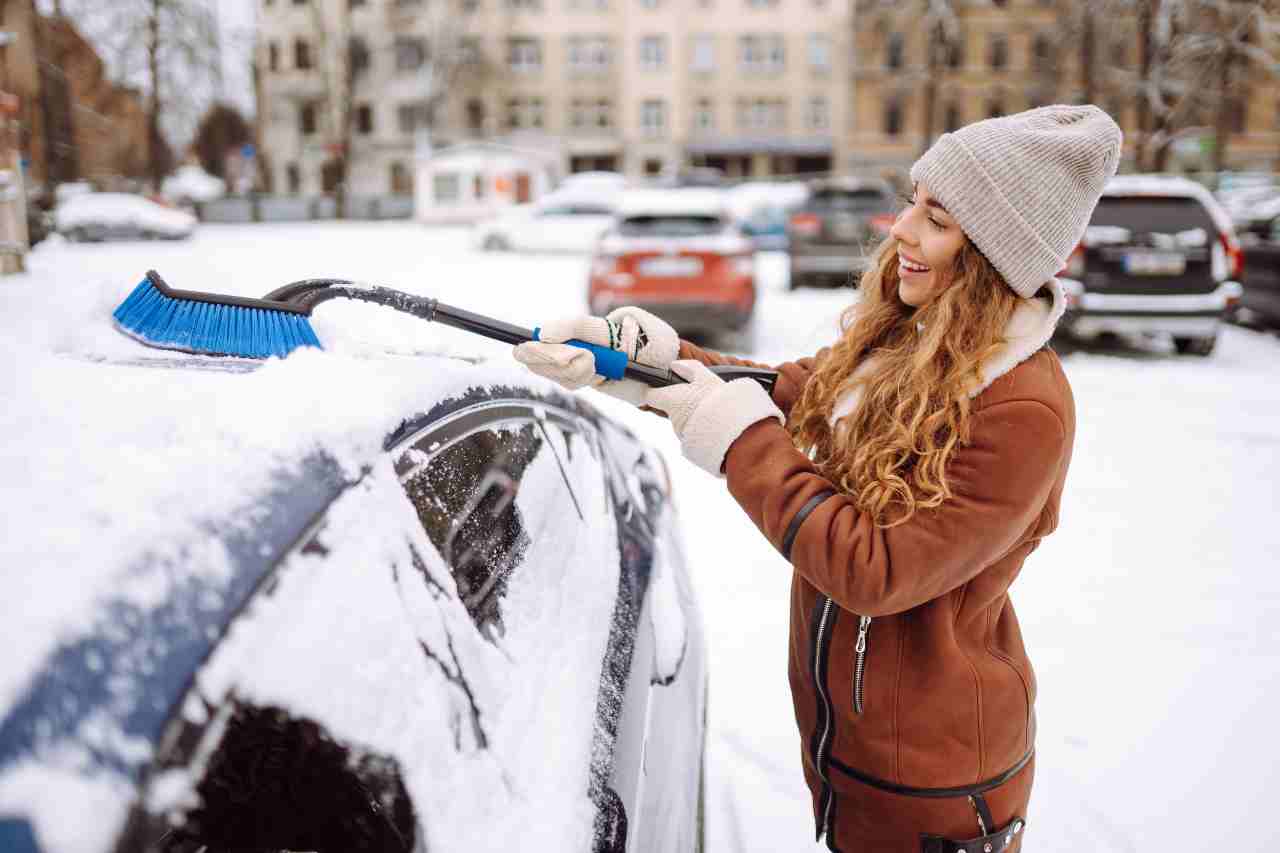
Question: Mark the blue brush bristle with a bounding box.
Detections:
[112,277,322,358]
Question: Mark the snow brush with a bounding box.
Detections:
[112,270,777,391]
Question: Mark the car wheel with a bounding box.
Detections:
[1173,335,1217,356]
[483,233,511,252]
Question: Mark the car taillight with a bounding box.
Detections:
[1221,232,1244,280]
[789,212,821,238]
[1059,243,1085,279]
[591,254,619,277]
[868,213,895,238]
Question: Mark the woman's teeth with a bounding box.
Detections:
[900,258,930,273]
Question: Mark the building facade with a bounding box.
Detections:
[257,0,1279,197]
[257,0,850,194]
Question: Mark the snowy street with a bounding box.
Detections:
[7,222,1280,851]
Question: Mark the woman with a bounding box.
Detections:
[515,105,1122,851]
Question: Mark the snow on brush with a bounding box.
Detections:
[5,223,1280,852]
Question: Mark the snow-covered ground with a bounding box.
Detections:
[6,223,1280,851]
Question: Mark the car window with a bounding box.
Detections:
[395,410,603,642]
[1091,196,1217,235]
[617,215,724,237]
[810,188,891,211]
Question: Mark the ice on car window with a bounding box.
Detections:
[397,417,601,642]
[618,215,724,237]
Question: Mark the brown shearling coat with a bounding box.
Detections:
[676,338,1075,852]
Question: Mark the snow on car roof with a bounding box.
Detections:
[616,188,728,219]
[0,272,562,732]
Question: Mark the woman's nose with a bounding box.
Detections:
[889,209,916,246]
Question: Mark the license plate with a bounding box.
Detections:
[828,215,860,241]
[1122,251,1186,276]
[638,256,703,277]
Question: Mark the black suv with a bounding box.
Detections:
[786,178,897,289]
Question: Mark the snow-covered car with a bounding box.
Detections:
[725,182,809,252]
[588,188,756,347]
[0,304,707,851]
[55,193,197,242]
[474,193,617,253]
[160,165,226,207]
[1057,175,1244,356]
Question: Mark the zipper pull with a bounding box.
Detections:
[855,615,871,653]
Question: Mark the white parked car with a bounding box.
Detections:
[55,192,198,242]
[161,164,226,206]
[474,193,617,253]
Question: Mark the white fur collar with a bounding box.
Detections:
[830,279,1066,425]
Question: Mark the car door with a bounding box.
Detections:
[1243,217,1280,325]
[106,390,656,852]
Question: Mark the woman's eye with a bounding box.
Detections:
[927,217,943,229]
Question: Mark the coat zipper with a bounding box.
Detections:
[853,615,872,714]
[811,594,837,840]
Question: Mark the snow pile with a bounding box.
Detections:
[54,193,197,238]
[161,165,226,205]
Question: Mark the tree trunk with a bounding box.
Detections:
[147,0,163,192]
[1211,45,1235,176]
[919,24,939,158]
[1136,0,1156,170]
[1080,10,1095,104]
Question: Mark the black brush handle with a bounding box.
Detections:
[282,281,777,393]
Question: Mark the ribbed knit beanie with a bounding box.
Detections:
[909,104,1123,298]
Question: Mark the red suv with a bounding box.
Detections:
[588,188,757,346]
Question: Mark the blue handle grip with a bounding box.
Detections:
[532,327,628,380]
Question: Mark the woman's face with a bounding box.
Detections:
[888,182,967,308]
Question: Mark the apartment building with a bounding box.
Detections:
[848,0,1280,176]
[258,0,850,194]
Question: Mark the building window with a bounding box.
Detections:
[466,99,486,133]
[594,98,612,128]
[739,34,785,73]
[458,37,483,66]
[886,33,904,70]
[286,163,301,194]
[390,162,412,194]
[350,0,367,7]
[294,39,312,70]
[568,36,611,72]
[395,37,427,71]
[988,34,1007,71]
[944,102,960,132]
[505,97,545,129]
[640,35,667,70]
[268,42,280,72]
[300,102,317,135]
[884,99,902,136]
[433,172,460,203]
[356,103,374,134]
[508,37,542,72]
[570,98,612,130]
[462,0,480,10]
[1032,34,1053,71]
[640,99,666,137]
[693,98,715,132]
[807,96,828,131]
[398,101,433,133]
[807,34,830,71]
[736,97,786,131]
[691,34,715,72]
[350,36,371,74]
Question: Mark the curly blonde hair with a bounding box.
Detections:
[787,235,1022,528]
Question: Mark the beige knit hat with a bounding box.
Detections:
[909,104,1123,298]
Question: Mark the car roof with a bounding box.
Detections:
[616,188,728,219]
[1101,174,1235,236]
[808,176,896,194]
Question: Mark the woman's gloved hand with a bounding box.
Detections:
[644,360,784,477]
[512,306,680,405]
